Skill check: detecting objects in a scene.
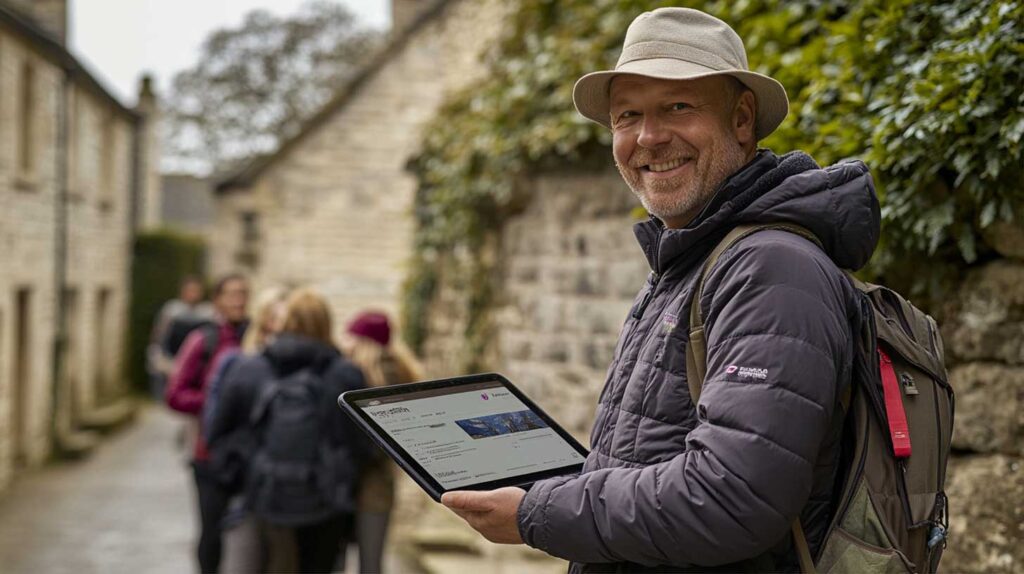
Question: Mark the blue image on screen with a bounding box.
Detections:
[454,409,548,439]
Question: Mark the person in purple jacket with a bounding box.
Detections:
[166,273,250,573]
[441,8,879,573]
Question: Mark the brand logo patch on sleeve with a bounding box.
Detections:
[662,312,678,334]
[726,365,768,380]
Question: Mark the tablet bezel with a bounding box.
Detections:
[338,372,588,501]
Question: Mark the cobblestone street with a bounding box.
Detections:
[0,404,194,573]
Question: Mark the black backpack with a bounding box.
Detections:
[246,367,357,527]
[162,316,218,358]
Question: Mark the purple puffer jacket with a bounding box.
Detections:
[517,150,880,573]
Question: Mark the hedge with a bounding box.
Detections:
[125,229,206,393]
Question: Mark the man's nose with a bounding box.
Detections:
[637,115,672,148]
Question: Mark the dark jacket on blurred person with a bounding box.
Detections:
[207,333,369,573]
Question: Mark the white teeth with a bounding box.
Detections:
[648,158,685,173]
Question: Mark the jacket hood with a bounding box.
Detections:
[634,149,880,274]
[263,333,341,376]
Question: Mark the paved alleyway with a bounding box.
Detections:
[0,404,194,573]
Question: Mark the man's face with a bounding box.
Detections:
[180,281,204,305]
[214,279,249,323]
[609,75,753,228]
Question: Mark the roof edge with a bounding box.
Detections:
[215,0,455,193]
[0,3,139,120]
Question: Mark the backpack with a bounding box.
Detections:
[246,367,357,527]
[685,223,954,574]
[204,351,255,493]
[163,315,218,359]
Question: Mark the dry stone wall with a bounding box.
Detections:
[939,234,1024,572]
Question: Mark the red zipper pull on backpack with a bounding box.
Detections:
[879,348,912,459]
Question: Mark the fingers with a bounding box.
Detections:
[441,490,494,512]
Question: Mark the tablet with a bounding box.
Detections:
[338,373,588,501]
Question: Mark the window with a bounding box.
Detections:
[16,60,36,183]
[68,88,82,199]
[235,210,261,268]
[241,210,261,242]
[99,110,116,209]
[63,287,82,415]
[94,288,112,398]
[13,287,32,467]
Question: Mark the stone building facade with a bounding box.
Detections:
[160,174,215,251]
[0,1,157,491]
[212,0,511,331]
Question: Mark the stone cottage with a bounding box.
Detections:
[212,0,510,330]
[0,0,159,490]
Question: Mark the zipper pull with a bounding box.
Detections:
[901,372,919,396]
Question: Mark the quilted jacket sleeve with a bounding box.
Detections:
[517,231,853,567]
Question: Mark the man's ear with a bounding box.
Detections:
[732,89,757,148]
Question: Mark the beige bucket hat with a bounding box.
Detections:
[573,7,789,139]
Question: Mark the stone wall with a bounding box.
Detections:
[939,232,1024,572]
[211,0,512,334]
[0,24,139,491]
[421,164,646,436]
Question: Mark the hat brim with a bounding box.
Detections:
[573,58,789,140]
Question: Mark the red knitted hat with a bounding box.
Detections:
[347,312,391,346]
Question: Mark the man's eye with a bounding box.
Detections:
[670,102,690,111]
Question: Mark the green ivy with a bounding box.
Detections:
[404,0,1024,360]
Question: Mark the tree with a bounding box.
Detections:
[162,1,382,174]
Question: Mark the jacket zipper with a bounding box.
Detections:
[631,272,660,320]
[632,232,663,321]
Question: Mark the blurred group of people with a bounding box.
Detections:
[148,275,422,573]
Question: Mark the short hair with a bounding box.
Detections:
[212,273,247,298]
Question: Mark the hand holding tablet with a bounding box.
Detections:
[440,487,526,544]
[338,373,588,502]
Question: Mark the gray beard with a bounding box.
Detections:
[622,137,747,225]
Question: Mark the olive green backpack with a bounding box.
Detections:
[685,223,955,574]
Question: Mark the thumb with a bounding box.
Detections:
[441,490,493,512]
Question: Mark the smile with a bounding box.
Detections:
[642,157,691,175]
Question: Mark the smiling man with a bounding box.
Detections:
[442,7,880,572]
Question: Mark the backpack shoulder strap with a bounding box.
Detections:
[199,322,220,365]
[683,223,822,574]
[684,222,821,402]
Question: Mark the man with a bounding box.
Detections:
[166,273,250,574]
[147,275,213,399]
[441,8,880,572]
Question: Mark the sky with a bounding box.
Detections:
[69,0,390,106]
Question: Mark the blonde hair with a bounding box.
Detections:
[281,289,335,347]
[241,287,289,353]
[345,325,425,388]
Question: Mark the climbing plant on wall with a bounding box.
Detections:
[404,0,1024,360]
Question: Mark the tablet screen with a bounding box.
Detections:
[351,379,585,489]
